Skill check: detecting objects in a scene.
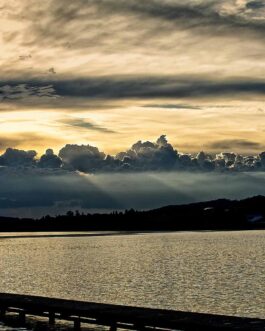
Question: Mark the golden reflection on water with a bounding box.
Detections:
[0,231,264,324]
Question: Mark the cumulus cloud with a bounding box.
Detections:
[38,149,62,169]
[112,136,265,172]
[0,148,37,167]
[58,144,107,172]
[115,135,179,171]
[260,151,265,166]
[0,135,265,173]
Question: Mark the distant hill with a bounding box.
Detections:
[0,196,265,232]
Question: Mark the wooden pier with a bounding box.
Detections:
[0,293,265,330]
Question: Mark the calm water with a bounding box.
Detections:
[0,231,265,329]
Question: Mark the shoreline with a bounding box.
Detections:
[0,228,265,240]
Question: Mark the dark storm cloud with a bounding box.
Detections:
[1,76,265,105]
[62,118,116,133]
[1,135,264,173]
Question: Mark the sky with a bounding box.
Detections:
[1,0,265,155]
[1,0,265,216]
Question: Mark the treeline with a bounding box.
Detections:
[0,196,265,232]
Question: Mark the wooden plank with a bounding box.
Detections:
[0,293,264,330]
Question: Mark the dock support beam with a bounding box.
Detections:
[0,309,6,319]
[49,312,55,325]
[74,318,81,331]
[110,323,117,331]
[18,311,26,324]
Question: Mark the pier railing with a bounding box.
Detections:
[0,293,264,331]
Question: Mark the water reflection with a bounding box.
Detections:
[0,231,264,331]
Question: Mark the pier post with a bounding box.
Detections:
[74,318,81,331]
[18,311,26,324]
[49,311,55,325]
[109,323,117,331]
[0,309,6,319]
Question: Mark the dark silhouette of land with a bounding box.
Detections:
[0,196,265,232]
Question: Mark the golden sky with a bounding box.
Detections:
[1,0,265,155]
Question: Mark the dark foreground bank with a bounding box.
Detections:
[1,292,265,331]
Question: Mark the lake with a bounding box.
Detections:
[0,230,264,329]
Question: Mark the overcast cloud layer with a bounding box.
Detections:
[0,170,264,218]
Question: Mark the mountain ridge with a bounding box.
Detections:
[0,195,265,232]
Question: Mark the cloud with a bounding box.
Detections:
[54,135,265,173]
[62,118,116,133]
[58,144,107,172]
[0,135,264,217]
[0,148,37,167]
[1,0,264,83]
[0,135,265,173]
[0,84,59,102]
[142,104,202,110]
[0,167,119,211]
[53,76,265,100]
[246,0,265,10]
[0,137,22,150]
[115,135,180,171]
[0,169,265,218]
[38,149,62,169]
[48,67,56,75]
[208,139,262,151]
[1,77,265,106]
[20,0,265,50]
[19,54,32,61]
[1,0,265,112]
